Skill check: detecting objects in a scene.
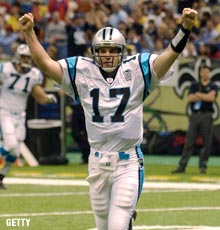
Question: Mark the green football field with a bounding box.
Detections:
[0,154,220,230]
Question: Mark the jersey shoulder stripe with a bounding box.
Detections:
[65,56,80,102]
[139,53,151,100]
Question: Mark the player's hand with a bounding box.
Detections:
[181,8,198,30]
[19,13,35,33]
[46,94,57,104]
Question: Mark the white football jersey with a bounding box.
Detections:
[59,53,169,151]
[0,62,43,114]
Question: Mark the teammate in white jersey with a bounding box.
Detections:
[18,8,197,230]
[0,44,57,189]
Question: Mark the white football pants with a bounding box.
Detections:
[0,109,26,156]
[87,146,144,230]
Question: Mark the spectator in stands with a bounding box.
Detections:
[15,0,32,14]
[206,44,220,60]
[5,2,22,32]
[153,38,165,54]
[0,24,18,56]
[155,22,167,43]
[144,18,158,44]
[0,46,10,60]
[0,0,11,14]
[126,27,142,53]
[197,19,218,44]
[172,64,218,174]
[130,5,147,35]
[116,21,128,37]
[30,0,48,40]
[197,42,209,57]
[182,41,198,59]
[108,2,131,28]
[85,0,109,31]
[74,0,91,14]
[44,11,67,59]
[65,0,78,22]
[47,0,68,21]
[151,4,166,27]
[66,13,88,57]
[212,11,220,36]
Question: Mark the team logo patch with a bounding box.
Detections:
[124,70,132,81]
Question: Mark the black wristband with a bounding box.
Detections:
[171,25,191,53]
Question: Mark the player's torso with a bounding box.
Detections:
[74,56,147,151]
[0,62,42,113]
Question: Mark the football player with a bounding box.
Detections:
[18,8,197,230]
[0,44,57,189]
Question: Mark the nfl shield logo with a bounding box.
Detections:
[124,70,132,81]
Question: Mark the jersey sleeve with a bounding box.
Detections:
[149,54,174,91]
[59,58,78,101]
[32,67,44,86]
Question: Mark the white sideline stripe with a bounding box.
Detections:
[89,226,220,230]
[137,207,220,212]
[0,189,206,198]
[4,178,220,190]
[5,178,89,186]
[0,189,216,198]
[1,206,220,218]
[144,182,220,191]
[131,226,220,230]
[0,211,93,217]
[0,192,89,197]
[132,227,220,230]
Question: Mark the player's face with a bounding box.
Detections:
[16,54,32,73]
[200,68,210,86]
[20,55,31,64]
[96,47,120,70]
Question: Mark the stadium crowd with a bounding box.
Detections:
[0,0,220,64]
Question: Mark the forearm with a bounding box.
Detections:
[23,30,51,72]
[188,94,200,102]
[196,91,216,102]
[154,8,197,80]
[32,85,57,104]
[153,45,179,79]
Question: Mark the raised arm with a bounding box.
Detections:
[154,8,198,79]
[19,13,63,85]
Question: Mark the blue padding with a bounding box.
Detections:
[94,151,130,160]
[118,152,130,160]
[0,147,9,156]
[5,154,17,163]
[0,147,17,163]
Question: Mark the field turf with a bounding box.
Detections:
[0,153,220,230]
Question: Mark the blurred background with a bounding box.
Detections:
[1,0,220,166]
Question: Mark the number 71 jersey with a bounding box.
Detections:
[0,62,43,114]
[59,53,160,152]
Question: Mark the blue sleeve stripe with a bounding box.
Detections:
[139,53,151,100]
[65,57,80,102]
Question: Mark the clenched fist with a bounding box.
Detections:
[181,8,198,30]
